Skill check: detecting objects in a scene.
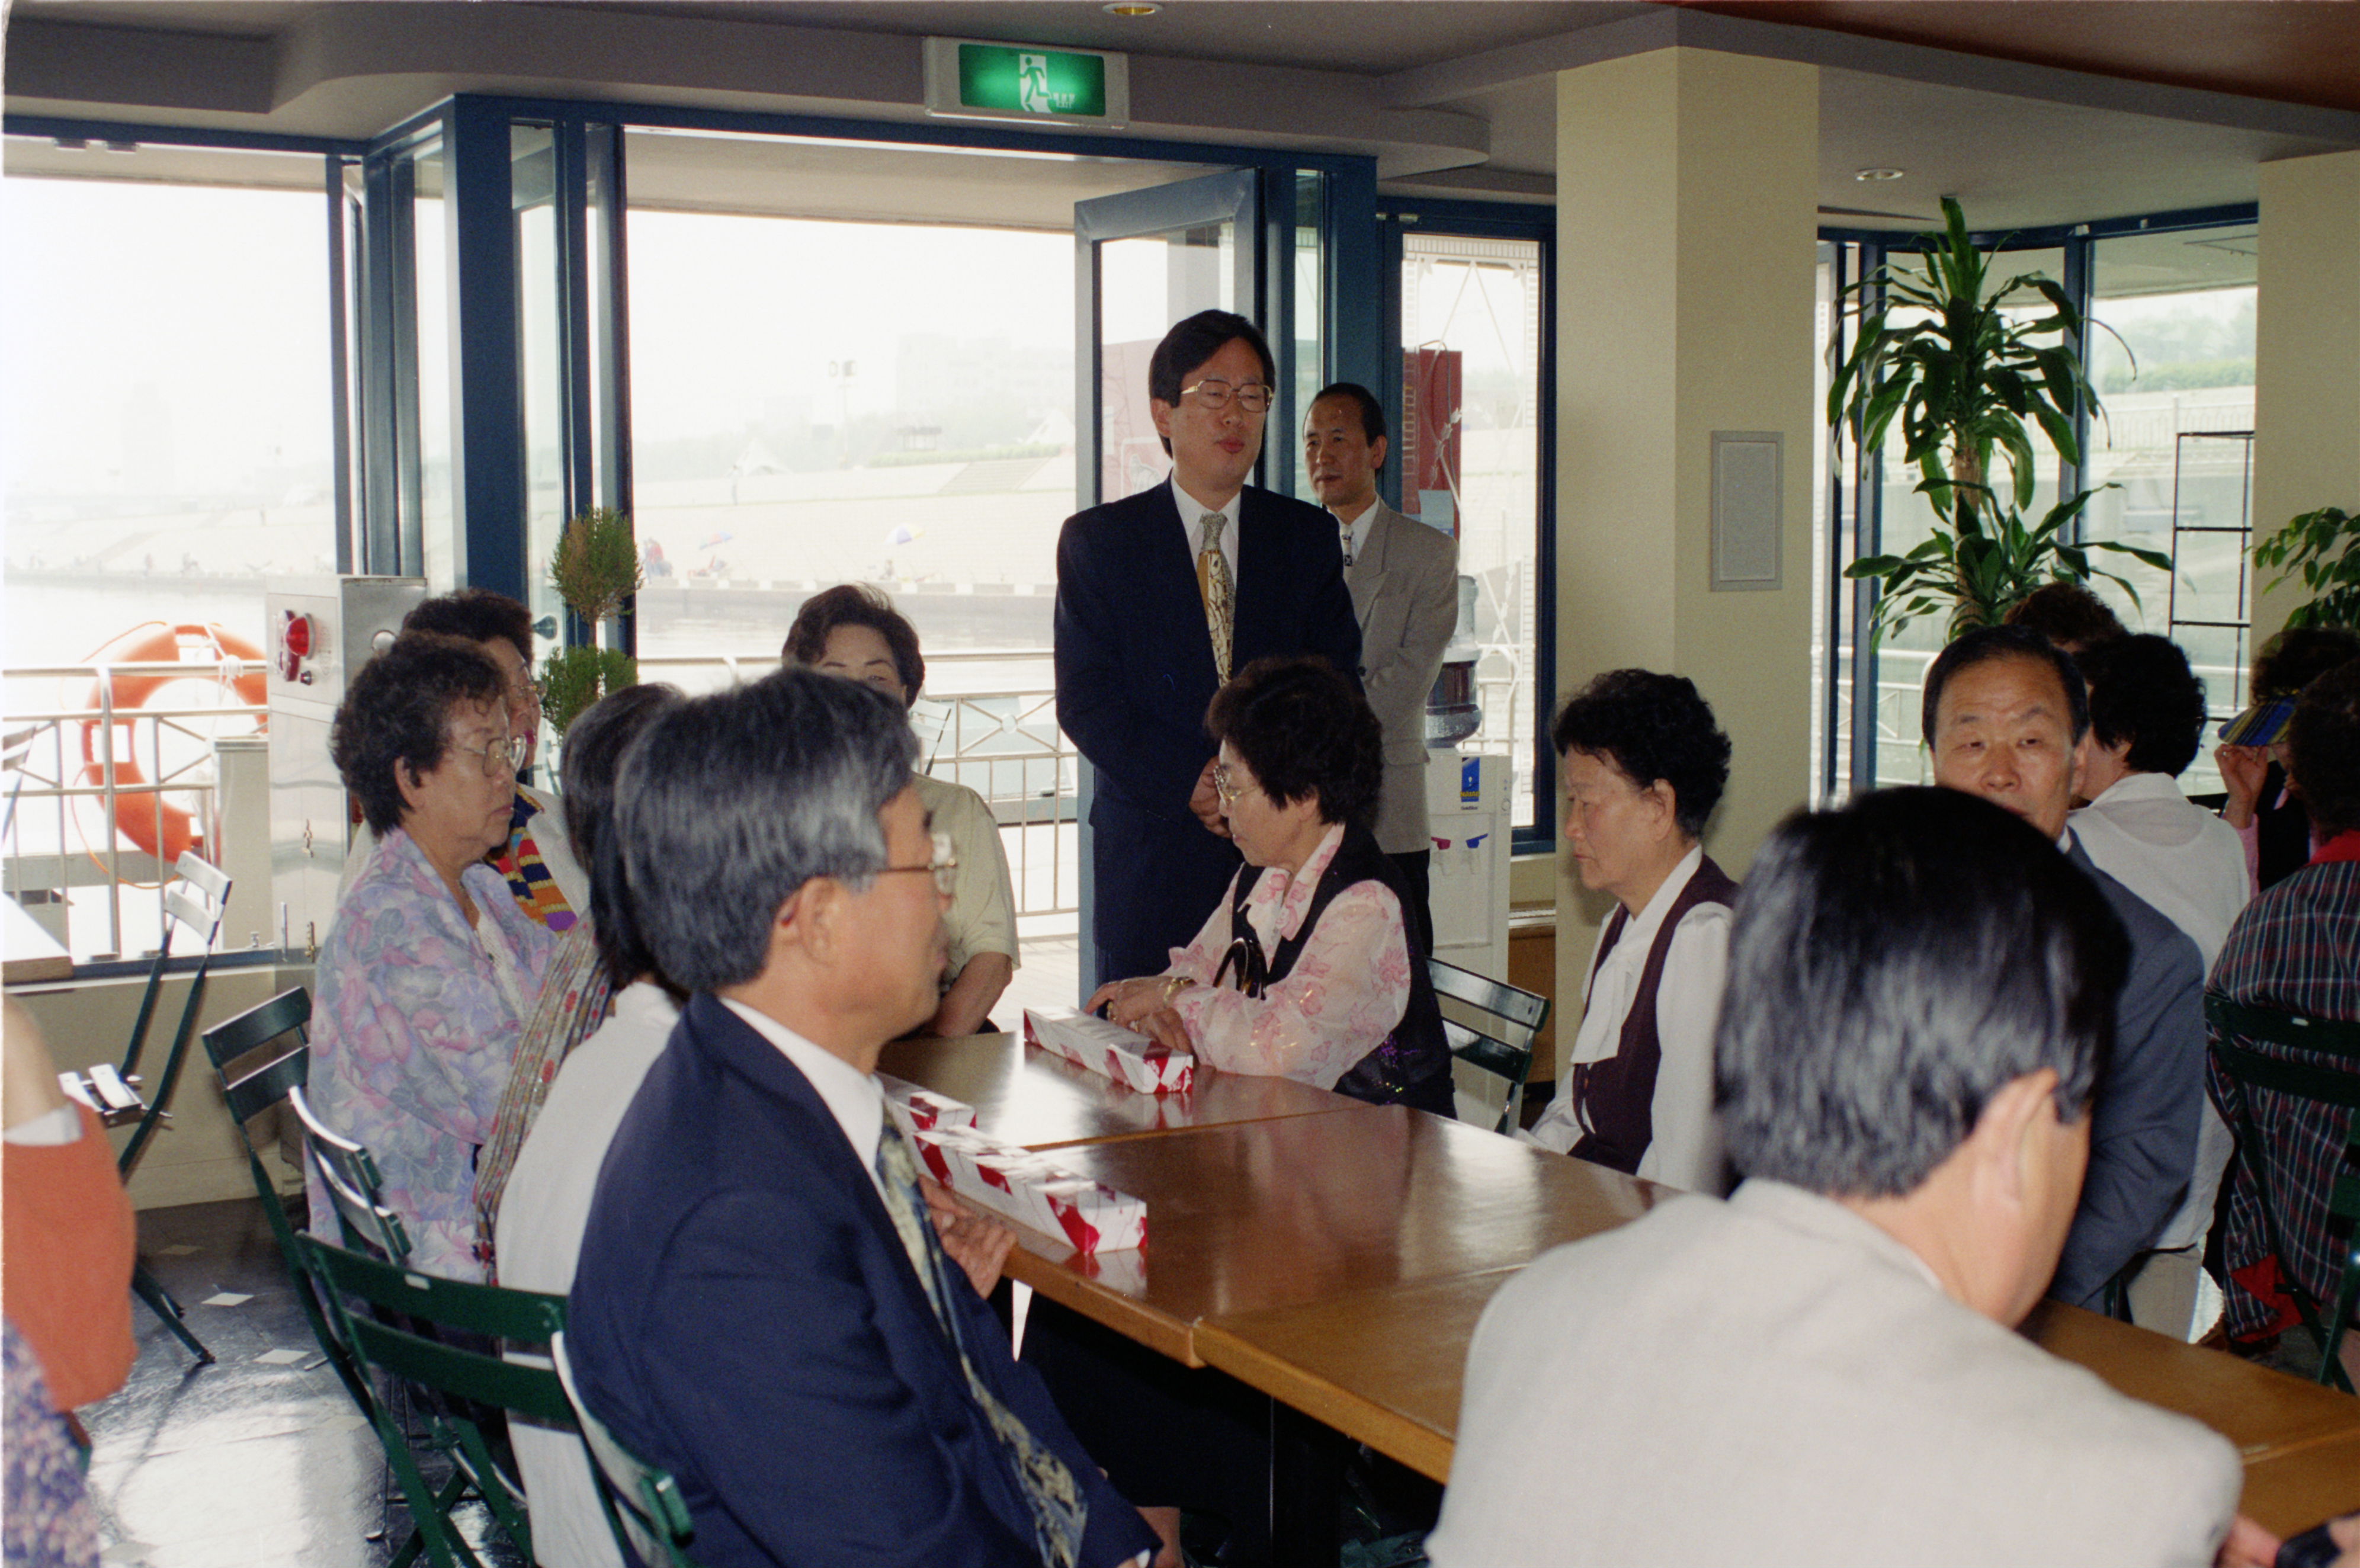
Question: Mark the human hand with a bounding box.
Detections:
[1128,1006,1193,1053]
[919,1175,1015,1297]
[2213,1513,2280,1568]
[1189,758,1232,839]
[2216,744,2269,825]
[1086,975,1196,1030]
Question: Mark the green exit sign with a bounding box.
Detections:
[923,38,1130,129]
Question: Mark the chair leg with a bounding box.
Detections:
[132,1261,214,1365]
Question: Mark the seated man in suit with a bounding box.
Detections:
[1925,624,2208,1310]
[1428,787,2260,1568]
[1056,310,1362,987]
[1303,381,1458,952]
[566,668,1159,1568]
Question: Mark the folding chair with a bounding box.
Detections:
[54,851,232,1363]
[2205,993,2360,1391]
[299,1236,571,1568]
[199,988,377,1419]
[1429,958,1550,1134]
[287,1083,413,1266]
[550,1330,703,1568]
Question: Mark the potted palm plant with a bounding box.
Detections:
[1830,198,2171,643]
[2254,505,2360,631]
[538,507,642,739]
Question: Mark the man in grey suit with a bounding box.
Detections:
[1429,788,2262,1568]
[1923,624,2208,1311]
[1304,382,1457,953]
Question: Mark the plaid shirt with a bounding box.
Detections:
[2207,857,2360,1338]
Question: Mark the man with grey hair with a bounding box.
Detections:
[566,668,1158,1568]
[1428,788,2260,1568]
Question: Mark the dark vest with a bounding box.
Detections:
[2257,761,2310,892]
[1566,855,1739,1175]
[1220,822,1455,1115]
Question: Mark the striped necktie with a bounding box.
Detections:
[873,1122,1087,1567]
[1197,511,1234,684]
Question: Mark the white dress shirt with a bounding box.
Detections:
[1521,846,1732,1194]
[2069,771,2250,975]
[720,998,888,1205]
[1171,474,1239,584]
[1333,495,1378,565]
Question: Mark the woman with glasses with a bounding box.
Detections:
[784,585,1018,1037]
[1088,655,1453,1111]
[306,633,562,1279]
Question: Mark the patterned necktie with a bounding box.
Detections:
[1340,520,1355,569]
[1197,511,1234,684]
[873,1122,1087,1568]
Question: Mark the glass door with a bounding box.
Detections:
[1073,169,1259,509]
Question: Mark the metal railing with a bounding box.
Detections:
[2,660,265,963]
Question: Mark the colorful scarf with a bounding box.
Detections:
[473,926,613,1275]
[492,790,577,932]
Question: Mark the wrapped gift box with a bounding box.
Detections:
[1024,1006,1195,1096]
[909,1124,1148,1256]
[877,1075,978,1141]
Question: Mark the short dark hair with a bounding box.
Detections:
[402,588,533,664]
[610,668,916,993]
[1149,310,1276,457]
[2074,634,2209,778]
[1922,624,2091,745]
[1550,670,1730,839]
[1204,656,1381,828]
[331,633,509,836]
[2252,626,2360,701]
[2289,658,2360,837]
[1308,381,1386,466]
[1717,787,2128,1198]
[560,683,685,990]
[2002,582,2125,652]
[781,583,926,707]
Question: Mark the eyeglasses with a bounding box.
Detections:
[878,829,958,897]
[1212,764,1244,806]
[1179,378,1273,414]
[451,734,528,779]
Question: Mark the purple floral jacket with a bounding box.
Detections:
[307,827,558,1279]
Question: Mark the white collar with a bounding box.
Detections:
[1614,843,1706,945]
[2088,771,2182,809]
[720,998,887,1199]
[613,980,681,1031]
[1171,473,1241,530]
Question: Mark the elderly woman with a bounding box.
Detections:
[339,588,588,931]
[783,585,1019,1037]
[309,633,560,1279]
[1091,655,1454,1111]
[1522,669,1734,1193]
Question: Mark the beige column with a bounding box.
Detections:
[1553,48,1820,1067]
[2252,148,2360,646]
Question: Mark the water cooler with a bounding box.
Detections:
[264,577,425,961]
[1425,752,1510,982]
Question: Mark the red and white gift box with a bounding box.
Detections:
[1023,1007,1195,1096]
[908,1124,1148,1256]
[877,1075,979,1141]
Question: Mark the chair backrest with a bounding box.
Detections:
[2206,995,2360,1109]
[1444,1017,1534,1136]
[550,1330,703,1568]
[205,987,313,1124]
[288,1084,413,1264]
[1428,957,1549,1053]
[121,851,232,1078]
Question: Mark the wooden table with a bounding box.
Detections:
[996,1105,1667,1364]
[2239,1431,2360,1537]
[2,896,70,984]
[876,1031,1370,1152]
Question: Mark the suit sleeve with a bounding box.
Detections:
[2050,923,2205,1309]
[1361,528,1457,726]
[1054,509,1213,814]
[608,1185,1047,1568]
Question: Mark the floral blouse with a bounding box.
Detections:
[1164,822,1413,1091]
[308,826,559,1280]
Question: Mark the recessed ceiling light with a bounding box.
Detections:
[1855,167,1906,182]
[1104,2,1159,14]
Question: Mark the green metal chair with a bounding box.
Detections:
[2205,993,2360,1392]
[299,1236,569,1568]
[1429,958,1548,1134]
[550,1330,703,1568]
[287,1083,414,1265]
[54,850,233,1364]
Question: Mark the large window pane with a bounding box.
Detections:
[1400,232,1543,831]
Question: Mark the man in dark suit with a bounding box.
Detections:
[567,668,1158,1568]
[1056,310,1363,988]
[1925,624,2208,1311]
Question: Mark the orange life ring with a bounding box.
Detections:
[76,623,268,866]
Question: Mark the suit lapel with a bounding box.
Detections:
[1141,480,1223,687]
